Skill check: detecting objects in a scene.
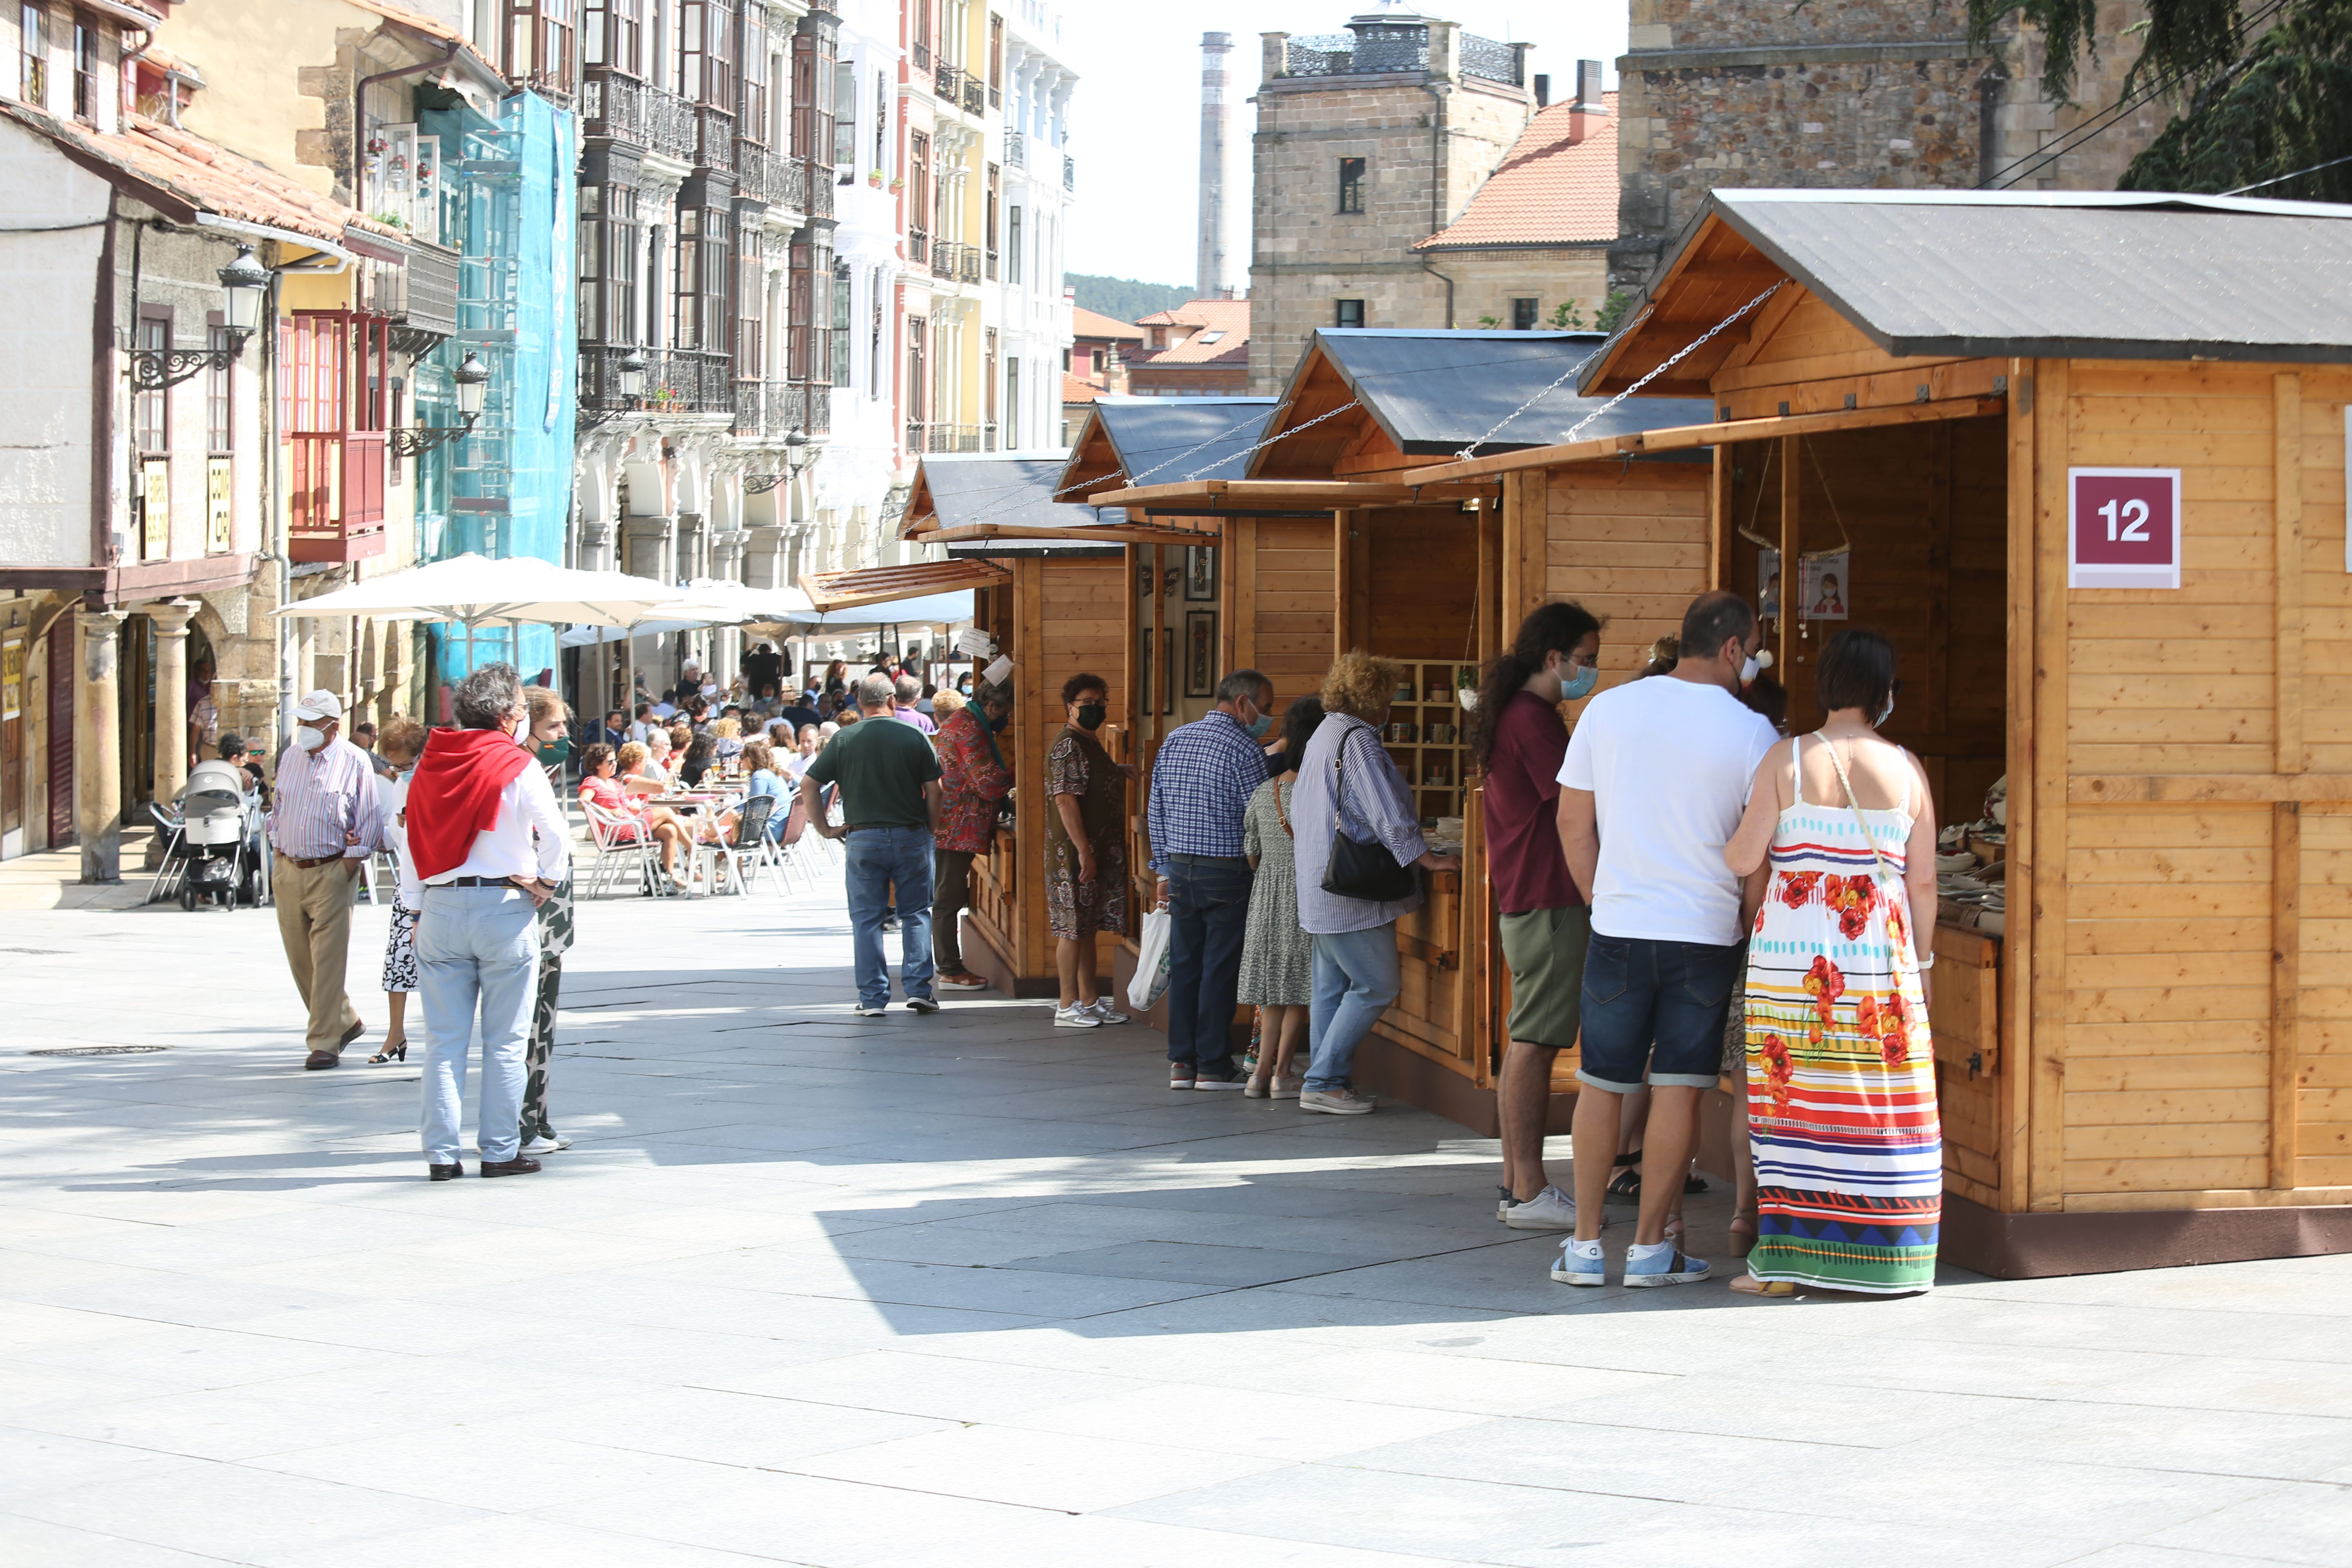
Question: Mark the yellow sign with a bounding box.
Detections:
[207,457,233,553]
[140,459,171,559]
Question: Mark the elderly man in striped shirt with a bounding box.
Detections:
[269,690,385,1069]
[1146,668,1275,1089]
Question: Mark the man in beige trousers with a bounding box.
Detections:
[268,691,385,1069]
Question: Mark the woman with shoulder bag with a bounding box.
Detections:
[1290,652,1462,1115]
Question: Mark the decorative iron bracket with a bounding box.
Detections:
[130,332,251,392]
[743,473,786,494]
[388,412,480,457]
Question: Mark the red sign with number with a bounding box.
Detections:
[2069,467,2181,589]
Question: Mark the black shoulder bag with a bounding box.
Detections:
[1320,724,1417,903]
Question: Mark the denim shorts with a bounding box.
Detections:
[1575,933,1741,1093]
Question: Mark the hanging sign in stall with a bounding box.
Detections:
[2068,467,2182,589]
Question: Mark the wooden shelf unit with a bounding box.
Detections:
[1379,658,1477,822]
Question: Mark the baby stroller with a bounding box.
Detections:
[147,760,265,911]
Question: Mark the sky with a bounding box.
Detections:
[1057,2,1630,288]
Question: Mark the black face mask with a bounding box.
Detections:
[1074,703,1106,731]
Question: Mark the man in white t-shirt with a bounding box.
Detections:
[1553,590,1778,1288]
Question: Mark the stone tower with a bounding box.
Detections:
[1613,0,2174,288]
[1197,31,1243,300]
[1247,9,1533,394]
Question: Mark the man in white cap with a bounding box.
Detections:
[268,690,385,1069]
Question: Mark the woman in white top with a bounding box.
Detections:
[370,718,427,1065]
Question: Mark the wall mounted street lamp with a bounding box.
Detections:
[389,351,490,456]
[743,428,813,494]
[617,347,649,401]
[130,245,269,390]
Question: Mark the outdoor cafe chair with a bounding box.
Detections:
[579,800,657,898]
[684,791,777,898]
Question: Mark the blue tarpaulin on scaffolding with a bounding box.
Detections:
[416,90,576,694]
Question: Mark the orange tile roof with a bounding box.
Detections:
[1417,95,1619,250]
[1134,298,1250,333]
[343,0,506,75]
[1070,305,1145,341]
[1062,372,1102,403]
[1133,298,1251,366]
[0,104,399,249]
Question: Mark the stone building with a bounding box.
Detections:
[1613,0,2175,287]
[1127,297,1249,396]
[1246,11,1532,394]
[1412,85,1617,333]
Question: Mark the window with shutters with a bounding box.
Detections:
[18,4,45,108]
[135,308,170,453]
[832,60,855,171]
[987,13,1002,106]
[908,131,930,256]
[909,0,930,71]
[830,257,850,387]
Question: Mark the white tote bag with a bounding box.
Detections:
[1127,905,1173,1011]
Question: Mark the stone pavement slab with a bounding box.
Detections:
[2,870,2348,1565]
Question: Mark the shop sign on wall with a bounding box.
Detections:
[2068,467,2181,589]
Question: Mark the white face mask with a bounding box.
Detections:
[1737,646,1773,686]
[294,725,326,751]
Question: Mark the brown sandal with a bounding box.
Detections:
[1728,1212,1757,1258]
[1731,1274,1795,1298]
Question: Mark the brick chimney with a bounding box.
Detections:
[1566,58,1608,145]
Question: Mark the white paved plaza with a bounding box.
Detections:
[2,865,2349,1566]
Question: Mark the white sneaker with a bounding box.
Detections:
[520,1134,571,1155]
[853,1004,888,1018]
[1084,1000,1130,1025]
[904,995,940,1014]
[1053,1004,1100,1029]
[1298,1087,1375,1115]
[1501,1185,1579,1231]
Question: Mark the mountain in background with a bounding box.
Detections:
[1066,272,1198,323]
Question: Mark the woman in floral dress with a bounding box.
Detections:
[1724,629,1940,1295]
[1238,697,1325,1096]
[1044,674,1135,1028]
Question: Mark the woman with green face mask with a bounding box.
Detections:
[1466,600,1606,1232]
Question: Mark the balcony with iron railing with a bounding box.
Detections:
[805,162,834,219]
[694,106,736,173]
[911,39,931,71]
[907,227,928,265]
[906,421,991,454]
[1277,22,1524,86]
[736,140,809,212]
[579,345,736,419]
[964,75,987,116]
[1004,127,1024,169]
[581,68,698,163]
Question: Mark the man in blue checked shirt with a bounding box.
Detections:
[1147,668,1276,1089]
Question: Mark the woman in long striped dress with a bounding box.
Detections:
[1724,629,1941,1295]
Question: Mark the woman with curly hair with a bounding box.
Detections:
[1288,651,1462,1114]
[1044,673,1136,1026]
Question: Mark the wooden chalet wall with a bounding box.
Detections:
[1220,516,1336,707]
[962,553,1131,997]
[2048,362,2352,1208]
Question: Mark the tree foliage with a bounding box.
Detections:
[2121,0,2352,196]
[1066,273,1196,323]
[1965,0,2245,101]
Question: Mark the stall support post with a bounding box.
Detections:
[1776,435,1800,722]
[2001,358,2038,1215]
[1709,446,1732,592]
[2273,798,2303,1190]
[2027,356,2071,1214]
[2274,372,2305,776]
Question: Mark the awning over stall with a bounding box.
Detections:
[902,452,1074,539]
[1058,396,1277,503]
[801,559,1009,613]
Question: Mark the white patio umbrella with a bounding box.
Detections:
[272,553,694,704]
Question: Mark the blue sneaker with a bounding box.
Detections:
[1550,1241,1606,1287]
[1623,1245,1711,1288]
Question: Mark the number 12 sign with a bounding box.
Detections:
[2069,467,2182,590]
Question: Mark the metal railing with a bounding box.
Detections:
[585,69,699,163]
[907,421,988,453]
[736,140,807,211]
[1278,23,1523,86]
[911,40,930,71]
[694,106,736,172]
[578,345,735,417]
[1063,154,1074,192]
[963,75,986,116]
[931,240,961,281]
[907,227,928,265]
[934,59,961,103]
[1004,127,1025,169]
[733,380,814,438]
[806,163,834,219]
[645,83,697,162]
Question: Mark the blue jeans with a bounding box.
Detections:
[1575,933,1741,1092]
[1165,855,1252,1076]
[846,826,935,1007]
[416,884,540,1164]
[1305,923,1401,1092]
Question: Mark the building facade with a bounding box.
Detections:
[1612,0,2175,287]
[1246,12,1534,394]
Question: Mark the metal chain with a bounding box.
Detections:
[1176,399,1363,482]
[1556,282,1784,449]
[1451,345,1609,461]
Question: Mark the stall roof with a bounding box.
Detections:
[802,559,1009,612]
[1057,396,1276,503]
[1583,188,2352,394]
[1250,329,1717,479]
[902,452,1074,538]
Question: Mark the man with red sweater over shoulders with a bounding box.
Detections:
[401,663,569,1180]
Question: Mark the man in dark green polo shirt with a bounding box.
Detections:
[806,674,944,1015]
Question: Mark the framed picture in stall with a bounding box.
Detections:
[1799,550,1849,620]
[1185,610,1217,697]
[1185,546,1217,601]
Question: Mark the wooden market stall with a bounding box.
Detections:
[900,453,1205,998]
[1097,330,1713,1130]
[1405,187,2352,1274]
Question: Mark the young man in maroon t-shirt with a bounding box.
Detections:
[1468,604,1603,1230]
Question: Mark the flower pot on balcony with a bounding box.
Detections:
[869,172,883,187]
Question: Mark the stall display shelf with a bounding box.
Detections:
[1378,658,1477,821]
